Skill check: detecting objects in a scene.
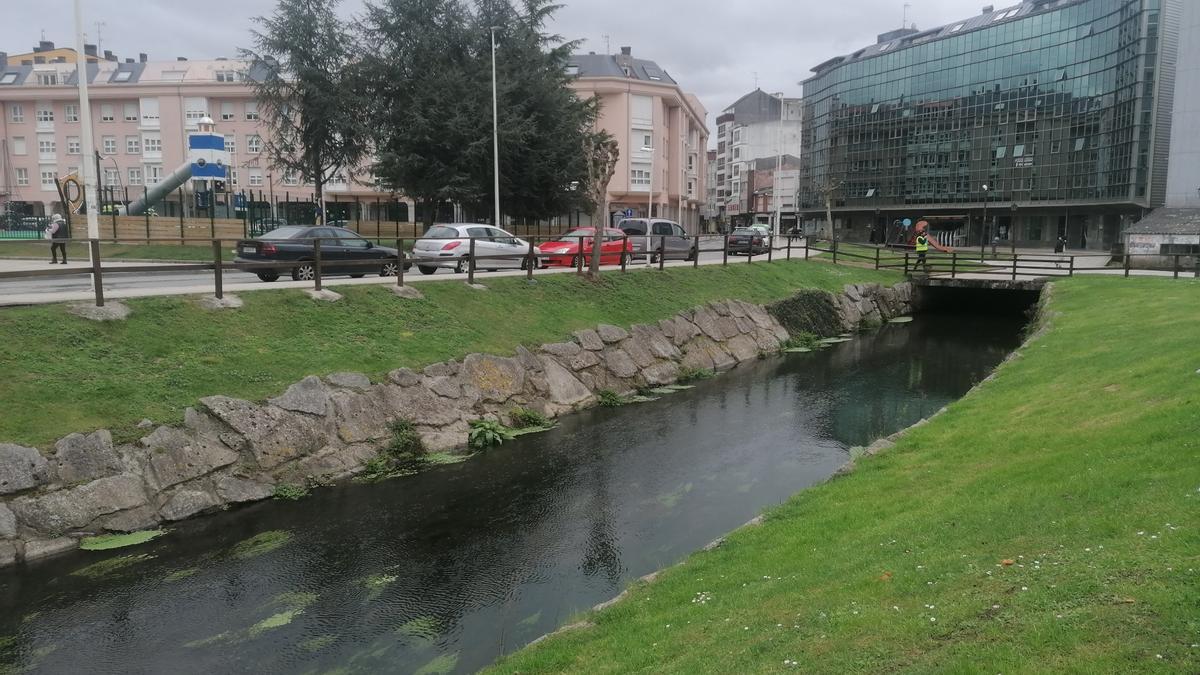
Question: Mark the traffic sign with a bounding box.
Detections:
[624,208,634,218]
[902,218,912,228]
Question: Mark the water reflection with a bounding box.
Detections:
[0,314,1022,674]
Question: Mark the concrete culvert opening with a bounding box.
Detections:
[914,279,1044,317]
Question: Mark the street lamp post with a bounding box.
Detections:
[772,92,785,243]
[980,183,991,261]
[642,144,653,268]
[1010,202,1018,257]
[73,0,99,287]
[490,26,501,229]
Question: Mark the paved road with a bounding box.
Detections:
[0,241,807,306]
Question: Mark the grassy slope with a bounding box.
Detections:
[490,276,1200,674]
[0,260,897,447]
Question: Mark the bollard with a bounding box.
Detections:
[90,239,105,307]
[467,237,476,284]
[396,238,405,287]
[212,239,224,299]
[313,238,323,291]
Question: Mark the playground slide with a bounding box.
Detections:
[122,161,193,216]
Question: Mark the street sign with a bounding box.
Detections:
[624,208,634,218]
[902,218,912,228]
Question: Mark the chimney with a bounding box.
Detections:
[177,56,187,61]
[620,46,631,56]
[39,40,54,52]
[616,46,633,75]
[139,53,148,63]
[0,52,7,71]
[84,43,98,57]
[104,50,116,62]
[982,5,994,13]
[125,58,134,63]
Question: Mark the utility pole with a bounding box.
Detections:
[490,26,501,229]
[772,92,786,242]
[74,0,100,273]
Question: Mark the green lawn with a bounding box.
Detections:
[0,260,897,448]
[490,276,1200,674]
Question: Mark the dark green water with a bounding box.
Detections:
[0,315,1023,674]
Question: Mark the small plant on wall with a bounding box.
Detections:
[468,419,514,450]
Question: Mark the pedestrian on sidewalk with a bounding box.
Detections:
[45,214,69,264]
[913,220,952,272]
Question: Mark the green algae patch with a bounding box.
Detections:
[414,653,459,675]
[270,591,318,611]
[516,611,542,628]
[422,452,472,465]
[397,617,441,642]
[783,346,813,353]
[656,483,694,509]
[509,425,556,438]
[248,609,303,637]
[79,529,167,551]
[164,567,200,582]
[183,631,232,649]
[888,316,915,323]
[0,635,15,650]
[300,634,336,653]
[69,553,155,579]
[229,530,292,560]
[363,574,398,600]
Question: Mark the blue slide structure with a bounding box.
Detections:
[123,124,229,216]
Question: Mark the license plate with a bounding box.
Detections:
[241,246,256,254]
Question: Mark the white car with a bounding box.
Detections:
[410,224,532,275]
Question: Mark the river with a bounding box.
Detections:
[0,314,1024,674]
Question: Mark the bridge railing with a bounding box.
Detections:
[876,249,1200,281]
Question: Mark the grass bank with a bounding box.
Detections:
[0,241,215,261]
[0,260,897,447]
[490,276,1200,673]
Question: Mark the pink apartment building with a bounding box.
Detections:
[568,47,708,231]
[0,43,402,222]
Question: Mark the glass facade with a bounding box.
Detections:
[800,0,1176,248]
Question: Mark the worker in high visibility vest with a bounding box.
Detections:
[913,220,953,271]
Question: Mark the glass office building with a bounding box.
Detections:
[799,0,1180,249]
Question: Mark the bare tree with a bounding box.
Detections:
[816,178,844,242]
[584,132,619,277]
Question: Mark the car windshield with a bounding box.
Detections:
[557,229,594,241]
[425,226,459,239]
[261,226,306,239]
[732,228,755,235]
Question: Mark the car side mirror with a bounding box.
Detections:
[366,241,374,249]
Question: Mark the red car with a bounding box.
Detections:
[537,228,634,267]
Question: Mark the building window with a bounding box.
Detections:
[1161,243,1200,255]
[36,106,54,124]
[146,165,164,184]
[65,104,79,122]
[41,170,57,189]
[128,167,143,185]
[35,71,58,86]
[67,136,81,154]
[143,134,162,154]
[245,101,259,121]
[249,169,263,186]
[224,134,236,152]
[122,103,138,122]
[102,136,116,155]
[220,102,235,121]
[126,136,140,154]
[112,71,133,83]
[283,170,299,186]
[630,163,650,187]
[104,168,119,186]
[15,168,29,186]
[12,137,26,155]
[9,104,23,123]
[100,104,114,122]
[39,136,57,156]
[215,70,240,82]
[140,98,160,123]
[229,169,239,186]
[247,134,262,154]
[0,73,17,85]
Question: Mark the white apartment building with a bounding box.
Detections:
[713,89,802,227]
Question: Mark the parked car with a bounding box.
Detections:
[233,226,406,282]
[537,227,634,267]
[726,226,771,255]
[410,224,532,275]
[617,218,695,262]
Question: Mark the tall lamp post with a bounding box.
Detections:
[771,92,785,242]
[490,26,501,229]
[979,183,991,261]
[642,144,654,268]
[73,0,99,283]
[1010,202,1018,257]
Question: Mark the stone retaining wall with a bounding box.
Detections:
[0,282,913,568]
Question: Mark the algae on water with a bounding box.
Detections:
[397,617,441,642]
[70,553,155,579]
[79,529,167,551]
[229,530,293,559]
[414,653,459,675]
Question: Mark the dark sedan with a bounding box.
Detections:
[726,226,770,255]
[234,226,408,282]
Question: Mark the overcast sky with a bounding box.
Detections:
[3,0,995,122]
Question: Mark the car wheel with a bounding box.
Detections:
[417,265,437,276]
[292,262,315,281]
[380,260,400,277]
[256,271,280,282]
[650,250,661,264]
[454,257,469,274]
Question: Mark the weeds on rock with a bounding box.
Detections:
[597,390,626,407]
[677,367,715,383]
[468,419,514,450]
[273,483,309,501]
[385,419,425,459]
[508,407,550,429]
[783,332,821,350]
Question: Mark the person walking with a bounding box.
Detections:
[913,220,952,272]
[45,214,69,264]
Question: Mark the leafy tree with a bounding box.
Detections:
[242,0,367,224]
